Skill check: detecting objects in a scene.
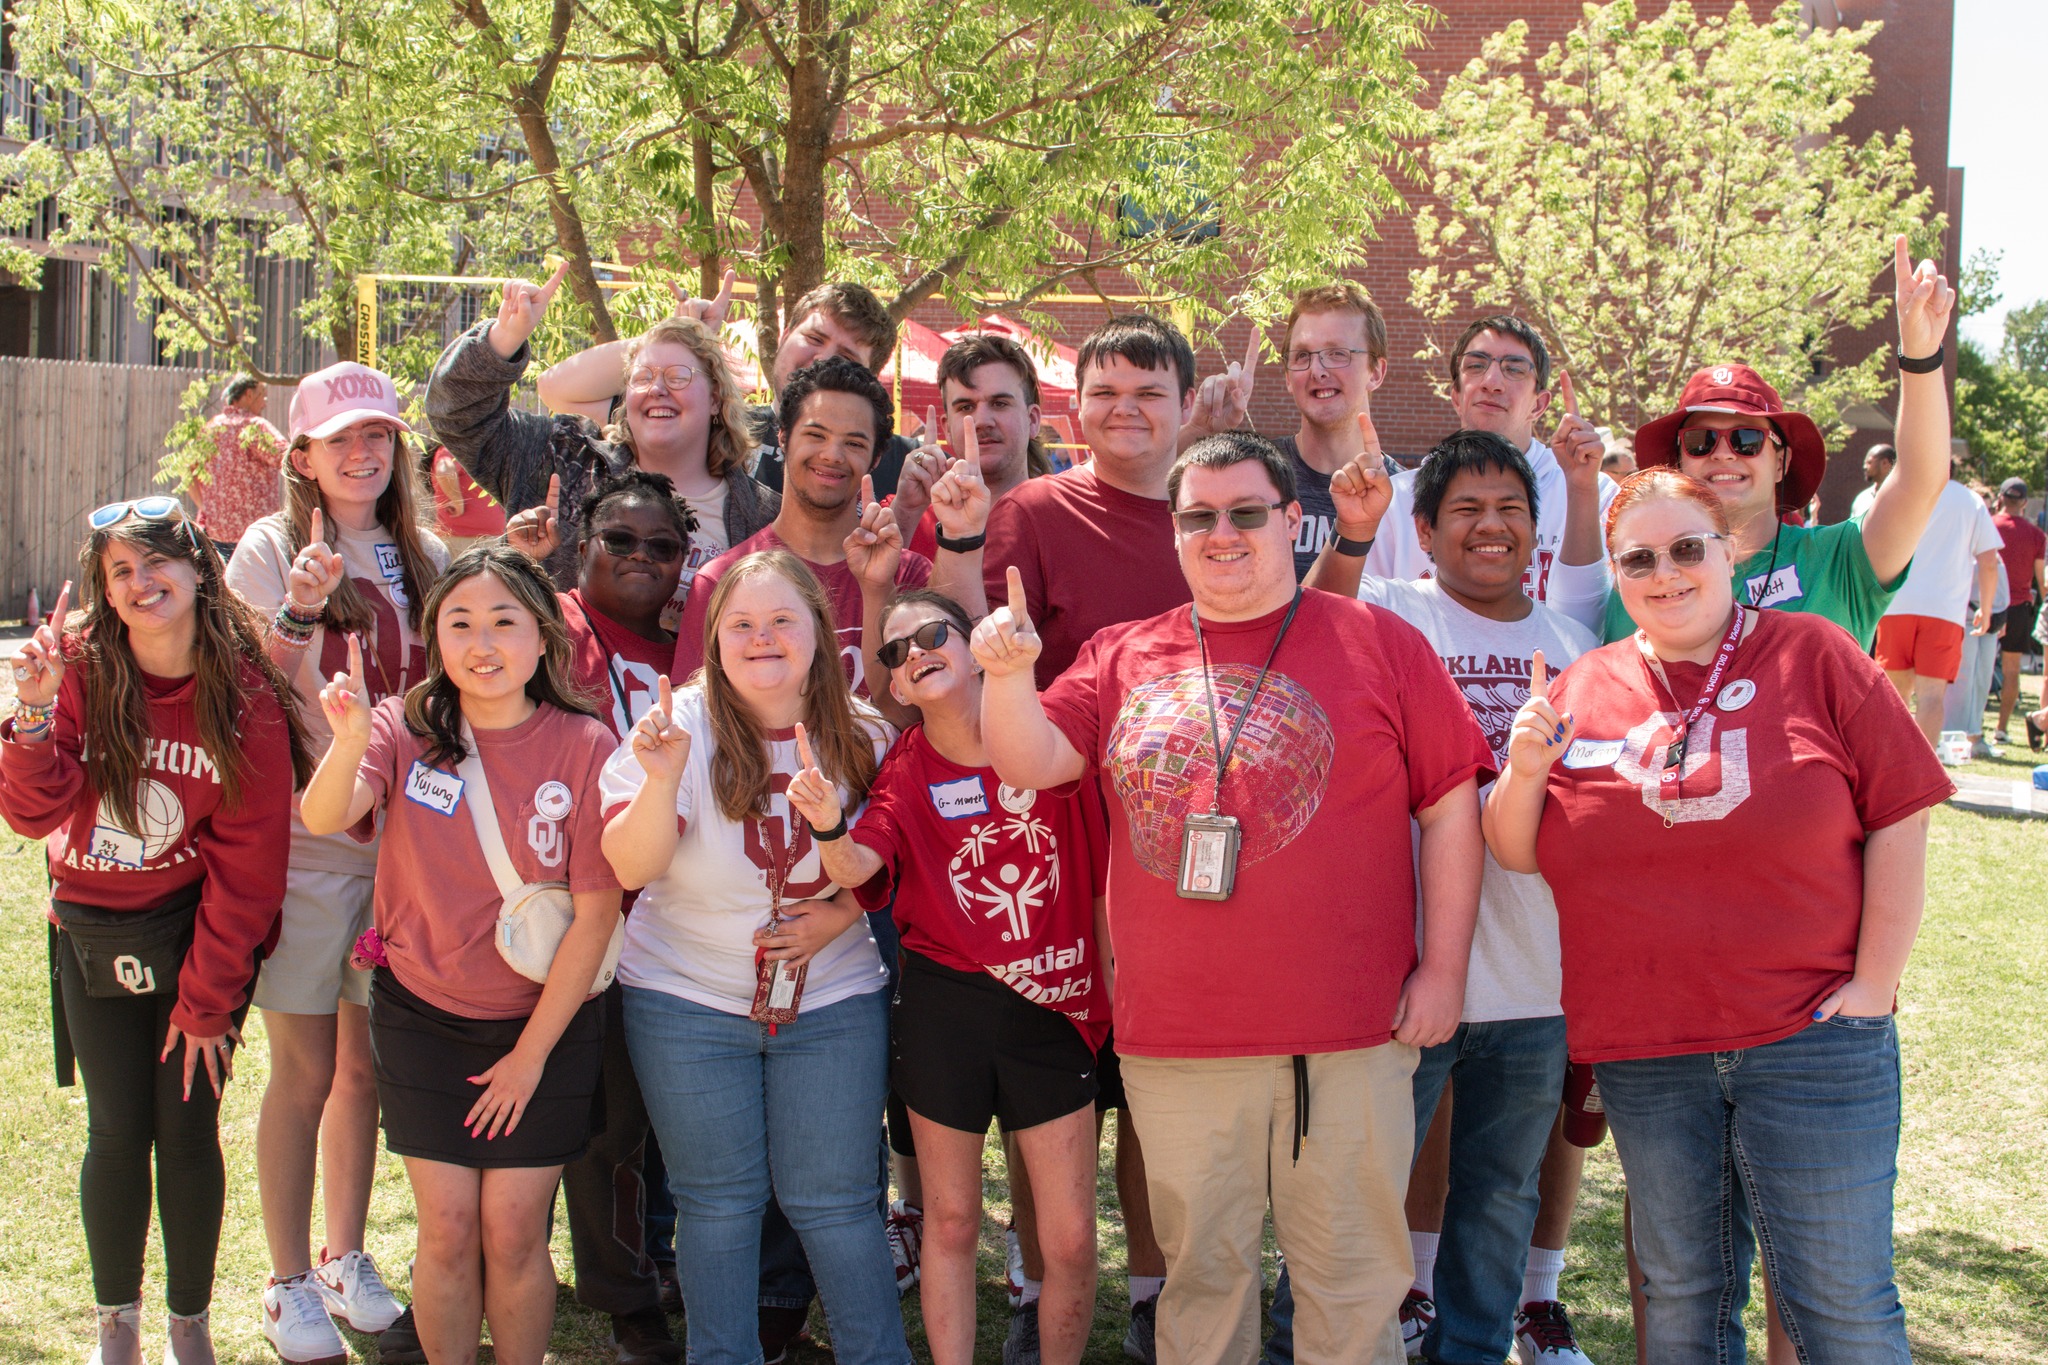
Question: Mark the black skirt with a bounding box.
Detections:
[369,967,603,1169]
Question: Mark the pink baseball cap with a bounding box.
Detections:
[289,361,414,445]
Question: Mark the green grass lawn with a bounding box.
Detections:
[1,801,2042,1364]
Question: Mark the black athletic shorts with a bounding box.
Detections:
[891,949,1097,1135]
[2002,599,2039,655]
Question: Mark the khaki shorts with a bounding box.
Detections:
[252,868,374,1014]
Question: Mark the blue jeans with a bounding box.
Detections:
[624,986,910,1365]
[1263,1017,1567,1365]
[1598,1016,1909,1365]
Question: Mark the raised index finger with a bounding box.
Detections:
[50,580,71,626]
[308,507,325,548]
[535,258,570,304]
[1894,233,1911,289]
[657,672,673,716]
[545,472,561,514]
[1560,370,1580,419]
[1241,325,1260,381]
[1357,410,1382,459]
[962,419,980,468]
[347,632,365,689]
[1529,649,1549,702]
[794,721,817,772]
[860,474,875,510]
[1005,565,1029,621]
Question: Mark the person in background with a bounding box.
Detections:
[1267,283,1394,580]
[1990,478,2046,744]
[427,444,507,559]
[4,505,309,1365]
[1942,547,2008,761]
[1599,432,1636,481]
[887,332,1054,561]
[1873,453,2001,749]
[1849,444,1897,521]
[191,373,285,560]
[1486,467,1952,1364]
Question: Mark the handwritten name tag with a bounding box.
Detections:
[928,776,988,820]
[404,761,465,815]
[88,824,146,867]
[1561,739,1624,770]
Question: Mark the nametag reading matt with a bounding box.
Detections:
[1176,812,1241,901]
[404,761,465,815]
[1744,564,1805,609]
[928,776,989,820]
[87,825,146,867]
[1561,739,1624,770]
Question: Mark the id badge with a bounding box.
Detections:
[1176,812,1241,901]
[749,948,807,1025]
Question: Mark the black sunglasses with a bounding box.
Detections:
[594,529,685,564]
[877,619,951,671]
[1678,427,1774,459]
[1171,501,1287,535]
[1612,533,1727,579]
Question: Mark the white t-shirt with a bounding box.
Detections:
[1850,485,1879,521]
[599,685,895,1016]
[1882,481,2003,624]
[1358,576,1596,1023]
[1362,437,1618,627]
[658,480,733,634]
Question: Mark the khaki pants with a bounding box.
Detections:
[1121,1045,1418,1365]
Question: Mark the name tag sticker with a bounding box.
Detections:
[88,824,146,867]
[928,776,988,820]
[1562,739,1624,770]
[404,761,465,815]
[374,543,405,581]
[1745,564,1804,609]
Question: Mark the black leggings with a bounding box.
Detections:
[57,942,244,1314]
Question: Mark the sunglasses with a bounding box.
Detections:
[89,496,185,531]
[1678,426,1775,459]
[1171,501,1287,535]
[593,529,685,564]
[627,364,700,393]
[876,619,951,671]
[1612,533,1728,579]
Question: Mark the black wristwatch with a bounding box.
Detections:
[1332,533,1375,558]
[808,815,849,842]
[1896,346,1944,374]
[935,530,987,553]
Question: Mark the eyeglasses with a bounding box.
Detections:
[1172,501,1288,536]
[1286,347,1371,371]
[89,496,185,531]
[1612,533,1728,579]
[876,619,951,671]
[1457,351,1535,382]
[593,529,685,563]
[627,364,700,393]
[1678,427,1776,459]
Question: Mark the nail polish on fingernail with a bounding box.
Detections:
[1813,1010,1826,1020]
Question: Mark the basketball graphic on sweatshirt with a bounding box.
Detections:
[88,778,187,865]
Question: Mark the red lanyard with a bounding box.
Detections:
[1635,607,1747,776]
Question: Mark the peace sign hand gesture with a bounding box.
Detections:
[844,476,904,592]
[319,633,374,748]
[288,508,346,611]
[504,474,562,561]
[783,722,844,833]
[669,268,736,328]
[630,675,692,782]
[970,567,1042,679]
[1894,233,1955,361]
[490,260,570,360]
[11,580,71,711]
[1505,650,1575,778]
[930,422,992,541]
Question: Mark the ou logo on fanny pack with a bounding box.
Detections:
[1611,711,1751,824]
[113,955,156,994]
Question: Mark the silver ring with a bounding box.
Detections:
[12,664,30,681]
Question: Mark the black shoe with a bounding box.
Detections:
[612,1307,682,1364]
[655,1260,683,1315]
[760,1304,811,1365]
[376,1305,427,1365]
[1002,1300,1042,1365]
[1123,1296,1158,1365]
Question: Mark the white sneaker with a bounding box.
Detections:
[260,1274,346,1365]
[89,1300,143,1365]
[1513,1299,1596,1364]
[1005,1226,1025,1309]
[312,1248,402,1334]
[1398,1288,1436,1358]
[885,1199,923,1296]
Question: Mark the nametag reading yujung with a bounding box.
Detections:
[404,761,465,815]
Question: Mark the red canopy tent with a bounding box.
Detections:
[939,315,1084,460]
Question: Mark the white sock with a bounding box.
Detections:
[1522,1246,1565,1306]
[1409,1231,1440,1298]
[1129,1275,1165,1307]
[1020,1276,1043,1306]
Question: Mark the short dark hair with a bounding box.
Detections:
[223,373,262,404]
[1448,315,1551,394]
[1167,430,1297,511]
[1413,430,1539,527]
[579,467,696,545]
[785,282,898,373]
[1077,313,1197,398]
[938,334,1041,410]
[1866,443,1897,468]
[777,355,895,449]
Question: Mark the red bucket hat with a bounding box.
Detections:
[1634,364,1828,514]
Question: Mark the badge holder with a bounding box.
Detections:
[749,818,807,1029]
[1176,811,1241,900]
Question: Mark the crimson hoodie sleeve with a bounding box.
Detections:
[0,667,89,839]
[173,682,296,1037]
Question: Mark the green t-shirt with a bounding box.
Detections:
[1600,517,1908,648]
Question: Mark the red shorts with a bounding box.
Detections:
[1874,614,1965,682]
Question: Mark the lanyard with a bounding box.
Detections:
[1634,606,1747,779]
[1191,589,1303,814]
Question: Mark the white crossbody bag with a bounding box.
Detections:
[456,723,623,994]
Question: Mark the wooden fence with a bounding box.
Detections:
[0,358,298,619]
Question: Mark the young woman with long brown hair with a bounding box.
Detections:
[599,550,908,1365]
[3,501,309,1365]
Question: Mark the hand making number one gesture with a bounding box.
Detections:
[1193,325,1262,437]
[844,475,905,591]
[10,580,71,709]
[1894,233,1955,361]
[783,722,843,835]
[504,473,563,561]
[1327,409,1394,543]
[1550,371,1604,487]
[318,633,374,747]
[489,259,570,361]
[969,566,1042,679]
[1506,650,1575,778]
[928,420,992,542]
[630,675,692,781]
[288,508,346,611]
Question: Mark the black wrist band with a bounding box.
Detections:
[808,815,848,842]
[1333,533,1375,557]
[935,530,986,553]
[1896,346,1944,374]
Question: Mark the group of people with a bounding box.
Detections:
[2,222,1979,1365]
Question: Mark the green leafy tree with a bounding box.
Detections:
[1408,0,1936,437]
[2002,298,2048,381]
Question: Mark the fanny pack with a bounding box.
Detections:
[52,880,202,999]
[455,722,622,994]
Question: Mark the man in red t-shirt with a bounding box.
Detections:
[976,431,1490,1365]
[1991,478,2046,742]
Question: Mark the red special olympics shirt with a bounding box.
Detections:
[354,698,621,1020]
[983,465,1192,689]
[561,589,676,742]
[1535,609,1953,1063]
[0,659,295,1037]
[1041,590,1493,1058]
[850,725,1112,1048]
[673,525,933,699]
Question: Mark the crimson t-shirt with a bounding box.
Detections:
[983,465,1191,689]
[849,725,1111,1048]
[561,589,676,741]
[1992,511,2045,605]
[673,525,933,699]
[1535,609,1953,1063]
[1041,589,1493,1058]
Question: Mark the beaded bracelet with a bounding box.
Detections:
[280,597,326,628]
[272,605,318,650]
[12,699,56,731]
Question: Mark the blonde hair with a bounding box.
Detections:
[605,316,756,481]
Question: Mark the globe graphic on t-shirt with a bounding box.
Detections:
[1105,665,1333,880]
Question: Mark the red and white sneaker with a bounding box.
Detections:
[1005,1226,1026,1309]
[1398,1287,1436,1358]
[885,1199,923,1296]
[260,1274,346,1365]
[312,1248,402,1334]
[1513,1299,1596,1364]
